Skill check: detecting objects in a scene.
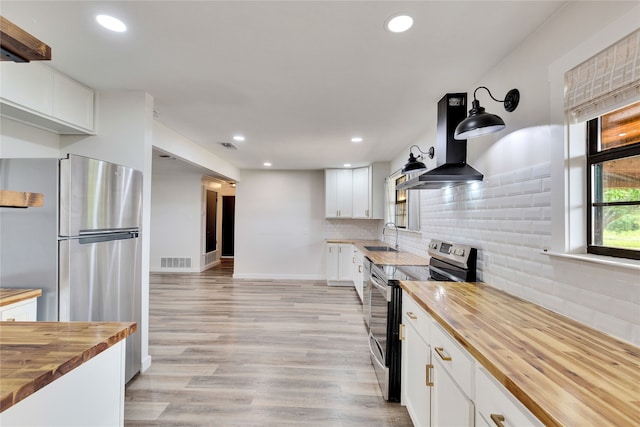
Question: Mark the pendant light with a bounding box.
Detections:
[401,145,434,175]
[454,87,520,139]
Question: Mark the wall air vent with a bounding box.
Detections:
[160,257,192,268]
[219,142,238,150]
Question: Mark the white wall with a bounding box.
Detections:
[150,168,204,272]
[0,117,61,157]
[153,121,240,183]
[387,2,640,345]
[234,169,325,280]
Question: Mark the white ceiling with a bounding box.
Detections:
[2,1,566,174]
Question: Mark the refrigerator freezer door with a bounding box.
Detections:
[59,234,142,382]
[59,154,142,236]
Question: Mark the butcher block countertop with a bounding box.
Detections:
[0,289,42,307]
[327,239,430,266]
[401,280,640,427]
[0,321,136,412]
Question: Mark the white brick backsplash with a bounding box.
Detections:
[324,218,383,240]
[393,161,639,346]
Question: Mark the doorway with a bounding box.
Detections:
[222,195,235,257]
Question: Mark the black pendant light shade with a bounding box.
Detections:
[401,145,434,175]
[402,153,427,174]
[454,87,520,140]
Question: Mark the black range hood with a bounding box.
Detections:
[397,93,483,190]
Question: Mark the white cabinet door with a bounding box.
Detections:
[402,314,432,427]
[325,169,353,218]
[352,249,364,301]
[53,71,95,132]
[337,243,354,281]
[352,166,371,218]
[326,243,340,281]
[432,356,475,427]
[326,243,354,283]
[0,61,53,115]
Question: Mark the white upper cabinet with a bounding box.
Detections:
[325,169,353,218]
[325,163,388,219]
[52,71,95,132]
[352,166,371,218]
[0,61,95,134]
[0,61,53,115]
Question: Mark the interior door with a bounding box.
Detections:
[222,195,235,256]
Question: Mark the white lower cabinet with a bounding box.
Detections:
[0,341,126,426]
[476,365,543,427]
[401,308,431,427]
[326,243,354,285]
[402,291,539,427]
[0,298,38,321]
[432,355,475,427]
[352,248,364,301]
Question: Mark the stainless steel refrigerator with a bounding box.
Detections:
[0,154,142,382]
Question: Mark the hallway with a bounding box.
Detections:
[124,260,413,426]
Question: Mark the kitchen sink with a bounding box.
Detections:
[364,246,398,252]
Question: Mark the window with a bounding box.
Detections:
[586,102,640,260]
[395,175,408,228]
[385,172,420,231]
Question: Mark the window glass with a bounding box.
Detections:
[600,102,640,151]
[588,101,640,258]
[395,175,407,228]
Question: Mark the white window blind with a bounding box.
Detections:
[565,29,640,123]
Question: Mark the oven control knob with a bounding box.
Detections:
[458,249,465,256]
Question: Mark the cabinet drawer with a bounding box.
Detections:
[402,292,431,343]
[476,366,542,427]
[431,321,473,397]
[1,299,37,321]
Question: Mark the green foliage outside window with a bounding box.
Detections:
[602,188,640,249]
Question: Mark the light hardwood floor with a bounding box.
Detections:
[124,259,413,426]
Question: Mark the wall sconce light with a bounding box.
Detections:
[454,86,520,139]
[401,145,434,175]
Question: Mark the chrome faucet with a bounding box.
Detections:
[383,222,399,249]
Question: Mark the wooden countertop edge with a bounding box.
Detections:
[0,322,137,412]
[400,282,640,427]
[0,289,42,307]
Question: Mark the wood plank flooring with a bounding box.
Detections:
[124,259,413,426]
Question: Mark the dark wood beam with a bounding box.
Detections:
[0,16,51,62]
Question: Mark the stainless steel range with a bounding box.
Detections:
[368,239,477,402]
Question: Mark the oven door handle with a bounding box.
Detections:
[430,265,463,282]
[370,275,391,302]
[368,333,386,368]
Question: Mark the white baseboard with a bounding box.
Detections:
[141,355,152,373]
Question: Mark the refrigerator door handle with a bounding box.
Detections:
[77,230,139,244]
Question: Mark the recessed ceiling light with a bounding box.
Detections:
[344,163,352,167]
[386,14,413,33]
[351,137,363,143]
[263,162,272,167]
[233,135,245,142]
[96,14,127,32]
